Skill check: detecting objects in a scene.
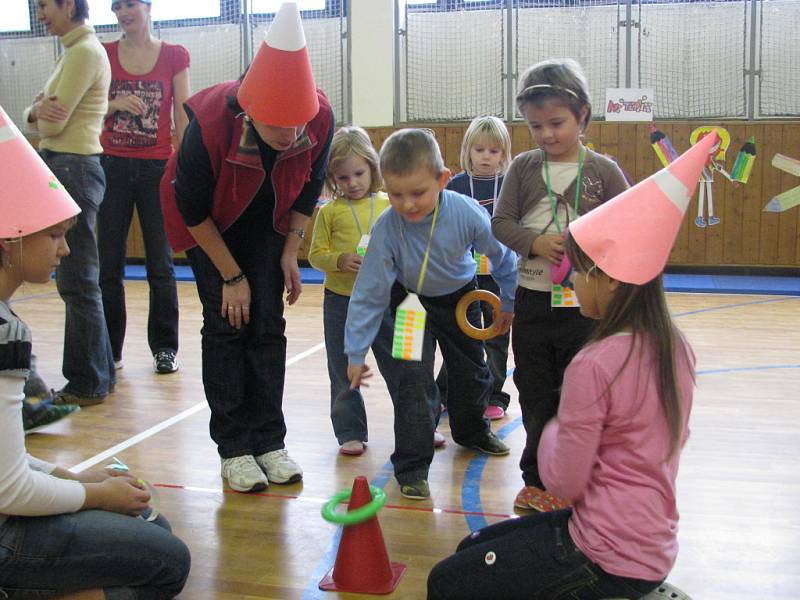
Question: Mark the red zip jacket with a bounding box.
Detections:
[160,80,333,252]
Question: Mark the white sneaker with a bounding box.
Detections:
[220,455,268,492]
[434,429,447,448]
[255,449,303,484]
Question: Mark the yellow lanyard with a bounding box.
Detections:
[401,197,440,295]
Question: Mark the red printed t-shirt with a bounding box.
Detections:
[101,40,190,160]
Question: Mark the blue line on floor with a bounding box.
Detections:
[460,361,800,535]
[461,417,523,533]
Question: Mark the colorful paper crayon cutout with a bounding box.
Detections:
[730,136,756,184]
[650,126,679,167]
[763,154,800,213]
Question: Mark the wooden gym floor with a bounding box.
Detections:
[17,280,800,600]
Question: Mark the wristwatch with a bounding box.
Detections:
[289,228,305,239]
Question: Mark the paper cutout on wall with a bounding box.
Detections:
[763,153,800,213]
[649,125,679,168]
[690,126,730,228]
[730,136,756,184]
[772,153,800,177]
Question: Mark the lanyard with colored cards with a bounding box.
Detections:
[348,194,375,256]
[393,199,440,361]
[543,146,584,307]
[469,174,499,275]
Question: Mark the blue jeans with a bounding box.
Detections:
[370,281,492,485]
[186,211,288,459]
[98,156,179,360]
[427,509,661,600]
[42,151,115,397]
[0,510,190,599]
[436,274,511,410]
[512,288,594,488]
[324,289,395,445]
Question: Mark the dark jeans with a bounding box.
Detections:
[512,287,593,488]
[323,289,394,445]
[41,151,115,397]
[427,509,661,599]
[436,275,511,410]
[98,155,179,360]
[186,213,288,459]
[371,281,492,485]
[0,510,190,599]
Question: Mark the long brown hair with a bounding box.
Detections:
[565,233,694,457]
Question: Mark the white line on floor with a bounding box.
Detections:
[69,342,326,473]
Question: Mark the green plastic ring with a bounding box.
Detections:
[321,485,386,526]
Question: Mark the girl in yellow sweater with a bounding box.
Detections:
[309,127,392,456]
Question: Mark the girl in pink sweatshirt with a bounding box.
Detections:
[426,128,720,597]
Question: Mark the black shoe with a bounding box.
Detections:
[153,350,178,374]
[471,430,510,456]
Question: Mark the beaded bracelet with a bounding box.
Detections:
[223,271,246,286]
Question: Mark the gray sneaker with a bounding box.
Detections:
[221,455,268,492]
[255,449,303,484]
[471,430,510,456]
[400,480,430,500]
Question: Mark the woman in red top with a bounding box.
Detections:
[98,0,190,374]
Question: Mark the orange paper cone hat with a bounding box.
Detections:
[237,2,319,126]
[570,131,719,285]
[0,105,80,239]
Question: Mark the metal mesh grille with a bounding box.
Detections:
[0,0,347,128]
[638,0,747,119]
[758,0,800,117]
[514,1,620,120]
[250,7,346,122]
[405,2,505,121]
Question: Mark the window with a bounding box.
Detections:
[1,0,30,32]
[87,0,222,27]
[251,0,327,12]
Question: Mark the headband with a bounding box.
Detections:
[518,84,579,100]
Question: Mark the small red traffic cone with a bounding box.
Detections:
[319,476,406,594]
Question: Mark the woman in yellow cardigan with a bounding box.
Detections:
[23,0,115,406]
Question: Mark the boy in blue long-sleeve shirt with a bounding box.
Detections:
[345,129,518,499]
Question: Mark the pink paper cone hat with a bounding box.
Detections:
[0,105,80,239]
[570,131,719,285]
[237,2,319,126]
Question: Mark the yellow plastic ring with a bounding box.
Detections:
[455,290,502,341]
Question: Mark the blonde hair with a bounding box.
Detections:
[380,128,445,178]
[460,116,512,175]
[516,59,592,132]
[326,126,382,198]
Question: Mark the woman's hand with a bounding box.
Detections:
[83,477,150,516]
[280,252,302,305]
[347,363,373,389]
[221,277,251,329]
[337,253,363,273]
[32,96,68,123]
[531,233,565,264]
[109,94,146,116]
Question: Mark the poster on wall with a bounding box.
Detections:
[605,88,654,122]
